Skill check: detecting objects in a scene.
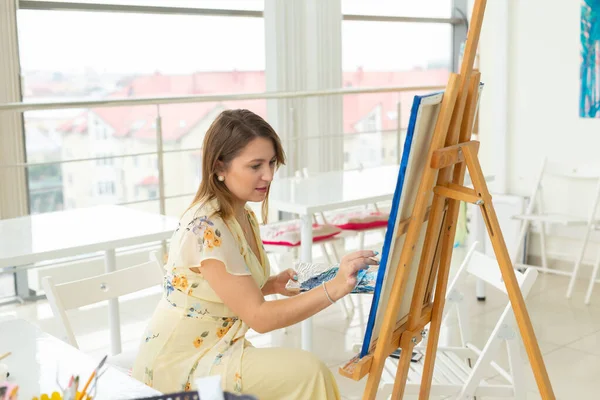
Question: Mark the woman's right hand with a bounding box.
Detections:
[328,250,379,301]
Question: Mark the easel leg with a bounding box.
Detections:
[362,256,417,400]
[463,147,555,399]
[417,198,461,399]
[391,332,417,399]
[391,185,452,398]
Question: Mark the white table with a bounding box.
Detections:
[269,165,493,351]
[0,319,160,399]
[0,206,178,355]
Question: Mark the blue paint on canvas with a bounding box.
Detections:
[581,0,600,118]
[359,91,441,358]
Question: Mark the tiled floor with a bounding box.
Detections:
[2,244,600,399]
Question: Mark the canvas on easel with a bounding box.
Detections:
[360,91,444,359]
[361,83,485,360]
[339,0,556,399]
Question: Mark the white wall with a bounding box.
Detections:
[506,0,600,193]
[476,0,508,193]
[479,0,600,265]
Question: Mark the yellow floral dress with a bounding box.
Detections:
[132,199,340,399]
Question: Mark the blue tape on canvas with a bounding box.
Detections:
[359,91,440,358]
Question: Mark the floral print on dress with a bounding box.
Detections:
[194,331,209,348]
[144,367,154,386]
[212,340,235,368]
[144,330,160,343]
[164,275,175,297]
[187,303,210,318]
[172,274,189,291]
[213,353,223,366]
[234,372,242,393]
[165,296,177,308]
[187,282,199,296]
[217,317,235,338]
[165,273,203,302]
[186,215,223,251]
[165,273,201,300]
[183,360,200,391]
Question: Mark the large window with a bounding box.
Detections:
[17,5,265,215]
[14,0,458,214]
[341,1,454,169]
[3,0,462,303]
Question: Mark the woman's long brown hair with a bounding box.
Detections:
[189,109,286,223]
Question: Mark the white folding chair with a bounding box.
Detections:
[512,157,600,301]
[379,243,538,399]
[585,241,600,304]
[42,251,164,371]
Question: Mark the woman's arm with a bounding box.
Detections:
[198,251,377,334]
[261,276,277,296]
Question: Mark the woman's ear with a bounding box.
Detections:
[215,160,226,177]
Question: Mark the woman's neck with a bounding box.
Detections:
[233,201,247,223]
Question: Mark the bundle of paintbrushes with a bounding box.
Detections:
[32,355,107,400]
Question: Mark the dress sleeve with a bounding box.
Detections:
[175,213,251,276]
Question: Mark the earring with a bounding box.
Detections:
[217,175,225,182]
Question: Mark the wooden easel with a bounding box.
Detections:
[339,0,555,398]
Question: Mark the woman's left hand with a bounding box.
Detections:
[268,269,300,297]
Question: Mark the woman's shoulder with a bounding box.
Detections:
[170,199,231,257]
[179,199,228,233]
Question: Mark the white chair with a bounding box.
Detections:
[42,252,164,372]
[512,157,600,301]
[584,240,600,304]
[298,167,389,252]
[379,242,538,399]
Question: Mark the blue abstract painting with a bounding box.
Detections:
[581,0,600,118]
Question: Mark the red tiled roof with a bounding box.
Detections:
[59,69,449,140]
[92,102,216,140]
[341,68,450,132]
[138,175,159,186]
[57,112,88,133]
[110,70,266,98]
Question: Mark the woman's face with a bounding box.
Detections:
[222,137,277,205]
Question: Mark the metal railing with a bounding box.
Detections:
[0,84,445,216]
[19,1,467,25]
[0,85,444,112]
